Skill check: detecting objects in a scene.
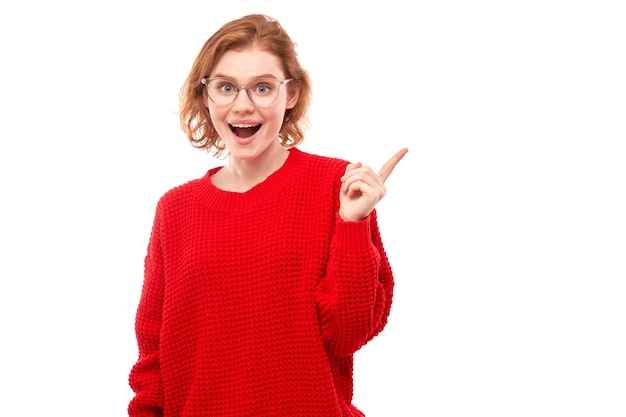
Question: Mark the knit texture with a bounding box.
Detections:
[128,148,394,417]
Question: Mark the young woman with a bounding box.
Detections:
[128,13,407,417]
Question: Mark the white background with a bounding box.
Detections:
[1,1,624,416]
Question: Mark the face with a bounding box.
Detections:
[207,44,299,162]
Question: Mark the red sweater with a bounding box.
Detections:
[128,148,394,416]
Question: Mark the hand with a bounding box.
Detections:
[338,148,409,222]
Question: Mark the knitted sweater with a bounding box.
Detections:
[128,148,395,417]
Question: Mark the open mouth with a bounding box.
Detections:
[230,123,262,138]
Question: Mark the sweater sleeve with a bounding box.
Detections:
[316,209,394,358]
[128,204,165,417]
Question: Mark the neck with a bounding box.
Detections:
[214,146,290,192]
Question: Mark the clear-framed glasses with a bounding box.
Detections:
[201,77,293,107]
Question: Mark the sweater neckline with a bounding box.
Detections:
[194,147,307,212]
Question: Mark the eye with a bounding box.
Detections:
[216,81,236,94]
[252,82,274,95]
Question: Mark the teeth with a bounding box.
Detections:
[230,123,259,128]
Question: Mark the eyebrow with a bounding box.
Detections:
[211,73,280,82]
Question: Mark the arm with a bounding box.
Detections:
[316,148,408,356]
[128,205,165,417]
[316,149,406,357]
[316,210,394,357]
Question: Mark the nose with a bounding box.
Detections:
[232,86,255,111]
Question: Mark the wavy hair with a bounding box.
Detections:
[179,14,312,157]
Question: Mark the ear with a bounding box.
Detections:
[202,86,209,108]
[285,83,300,110]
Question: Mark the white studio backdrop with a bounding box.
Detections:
[0,1,624,416]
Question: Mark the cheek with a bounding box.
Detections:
[264,106,288,125]
[207,103,225,123]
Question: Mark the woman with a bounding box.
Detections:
[128,13,407,417]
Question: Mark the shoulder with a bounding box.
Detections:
[156,168,218,210]
[292,148,350,178]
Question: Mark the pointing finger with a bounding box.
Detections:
[378,148,409,183]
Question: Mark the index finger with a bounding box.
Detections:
[378,148,409,183]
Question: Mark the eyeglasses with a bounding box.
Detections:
[201,77,293,107]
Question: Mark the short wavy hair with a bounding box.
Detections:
[179,14,312,157]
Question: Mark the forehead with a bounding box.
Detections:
[210,45,285,81]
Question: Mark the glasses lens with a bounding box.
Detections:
[207,79,237,106]
[248,79,280,106]
[206,78,282,106]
